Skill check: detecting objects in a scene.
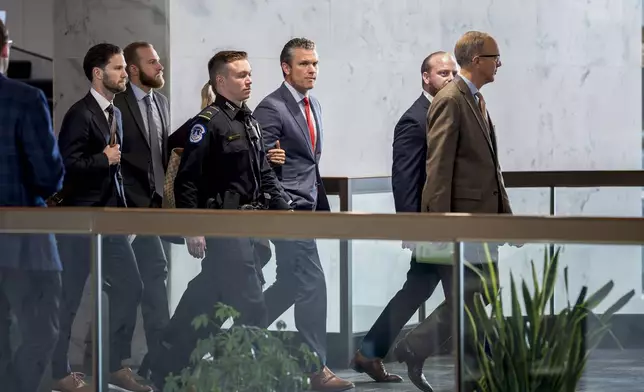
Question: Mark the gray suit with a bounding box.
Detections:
[254,82,329,367]
[254,83,329,211]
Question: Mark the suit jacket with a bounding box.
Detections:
[392,93,430,213]
[114,82,170,208]
[254,82,330,211]
[58,92,126,207]
[421,75,512,214]
[0,73,64,270]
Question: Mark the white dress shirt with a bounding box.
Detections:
[90,87,113,122]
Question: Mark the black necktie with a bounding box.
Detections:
[144,95,165,197]
[105,104,116,144]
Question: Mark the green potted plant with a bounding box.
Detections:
[163,304,319,392]
[464,245,635,392]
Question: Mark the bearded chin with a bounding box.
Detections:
[141,72,164,89]
[104,80,125,94]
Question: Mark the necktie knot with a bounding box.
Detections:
[143,94,152,106]
[105,104,114,115]
[302,96,310,106]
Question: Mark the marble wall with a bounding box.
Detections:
[53,0,169,132]
[2,0,54,78]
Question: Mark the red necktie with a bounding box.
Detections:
[302,97,316,152]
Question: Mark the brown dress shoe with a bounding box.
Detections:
[51,372,94,392]
[109,367,153,392]
[351,351,403,382]
[309,366,354,391]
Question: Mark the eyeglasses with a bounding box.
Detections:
[477,54,501,64]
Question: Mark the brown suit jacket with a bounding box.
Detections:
[421,75,512,214]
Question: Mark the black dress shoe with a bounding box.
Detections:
[393,340,434,392]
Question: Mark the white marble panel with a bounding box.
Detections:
[53,0,169,132]
[54,0,168,58]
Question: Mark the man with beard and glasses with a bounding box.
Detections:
[52,43,151,392]
[114,41,171,380]
[351,52,458,392]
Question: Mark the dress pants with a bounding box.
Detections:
[359,258,448,359]
[131,235,169,370]
[401,244,499,361]
[153,237,267,381]
[263,239,327,366]
[52,234,143,379]
[0,269,61,392]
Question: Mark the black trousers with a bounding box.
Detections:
[264,239,327,366]
[52,235,143,378]
[0,269,61,392]
[153,237,267,380]
[359,258,448,359]
[131,235,169,369]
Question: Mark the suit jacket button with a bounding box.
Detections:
[493,191,499,196]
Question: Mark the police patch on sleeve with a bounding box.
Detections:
[189,123,206,144]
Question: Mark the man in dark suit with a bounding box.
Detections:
[396,31,512,392]
[254,38,352,391]
[0,20,65,392]
[52,43,151,392]
[114,41,170,379]
[351,52,458,390]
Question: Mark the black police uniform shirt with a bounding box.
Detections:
[173,94,291,210]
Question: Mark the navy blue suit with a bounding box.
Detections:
[0,73,64,392]
[392,94,430,213]
[359,93,452,360]
[254,83,329,367]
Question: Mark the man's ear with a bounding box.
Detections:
[281,62,291,76]
[0,44,8,58]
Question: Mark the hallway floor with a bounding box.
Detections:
[333,349,644,392]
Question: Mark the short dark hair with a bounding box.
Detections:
[454,31,490,68]
[82,43,123,82]
[0,19,8,48]
[207,50,248,85]
[279,37,315,76]
[123,41,152,74]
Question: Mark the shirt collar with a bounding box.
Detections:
[459,74,479,96]
[422,90,432,103]
[214,93,246,120]
[130,82,153,102]
[90,87,113,112]
[284,81,309,103]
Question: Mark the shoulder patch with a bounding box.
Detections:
[196,105,219,122]
[189,123,207,144]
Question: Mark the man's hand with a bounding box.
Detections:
[267,140,285,166]
[103,144,121,165]
[186,236,206,259]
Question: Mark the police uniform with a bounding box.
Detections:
[152,94,291,384]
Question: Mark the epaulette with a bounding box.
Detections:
[196,104,220,122]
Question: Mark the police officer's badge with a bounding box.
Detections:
[189,124,206,143]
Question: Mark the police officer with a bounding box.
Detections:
[150,50,292,386]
